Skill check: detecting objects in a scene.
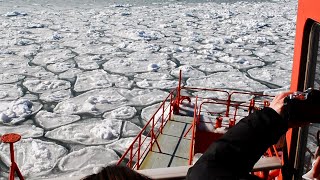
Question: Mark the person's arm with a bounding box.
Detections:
[186,92,291,179]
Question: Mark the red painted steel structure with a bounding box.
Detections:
[189,92,274,160]
[118,71,279,180]
[1,133,24,180]
[188,96,198,165]
[285,0,320,179]
[117,90,175,169]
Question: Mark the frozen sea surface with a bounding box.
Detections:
[0,0,298,179]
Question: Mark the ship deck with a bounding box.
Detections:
[139,115,194,169]
[138,114,282,173]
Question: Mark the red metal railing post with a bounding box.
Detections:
[10,143,15,163]
[229,118,235,128]
[215,116,223,129]
[177,70,182,104]
[150,117,154,151]
[169,93,173,120]
[184,101,201,137]
[173,70,182,114]
[1,133,24,180]
[9,142,15,180]
[129,147,133,168]
[117,91,174,166]
[248,99,255,114]
[137,136,141,170]
[161,101,165,134]
[264,100,270,107]
[198,102,201,124]
[233,105,239,120]
[188,96,198,165]
[152,132,162,153]
[226,94,232,117]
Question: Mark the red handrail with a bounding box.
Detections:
[117,89,177,169]
[118,75,276,170]
[186,91,275,164]
[188,96,198,165]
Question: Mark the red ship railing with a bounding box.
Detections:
[196,91,274,121]
[185,89,281,179]
[184,89,274,161]
[117,89,177,169]
[118,70,280,179]
[188,96,198,165]
[117,86,275,168]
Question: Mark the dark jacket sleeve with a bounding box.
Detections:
[186,107,288,180]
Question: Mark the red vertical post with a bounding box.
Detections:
[233,105,239,120]
[137,136,141,170]
[169,93,172,120]
[10,143,15,163]
[248,99,255,114]
[1,133,24,180]
[198,103,202,124]
[264,100,270,107]
[161,101,165,133]
[229,118,235,128]
[225,94,231,117]
[188,96,198,165]
[177,70,181,104]
[150,117,154,151]
[215,116,223,129]
[174,70,182,114]
[129,147,133,168]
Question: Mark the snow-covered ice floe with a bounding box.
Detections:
[31,49,75,66]
[103,52,176,75]
[122,121,142,138]
[40,89,72,102]
[119,88,169,106]
[170,65,205,79]
[23,79,71,94]
[103,106,137,120]
[53,88,169,115]
[0,99,42,124]
[45,119,122,145]
[54,88,127,115]
[187,70,269,91]
[0,138,67,177]
[107,137,151,159]
[58,146,118,172]
[0,84,23,101]
[248,66,291,87]
[134,72,178,89]
[0,124,43,138]
[35,110,81,130]
[74,69,133,92]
